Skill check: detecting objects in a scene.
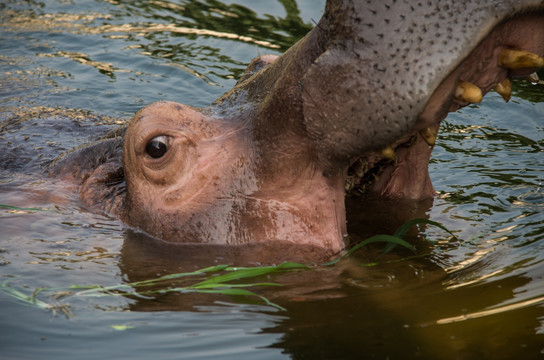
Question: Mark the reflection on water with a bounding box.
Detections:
[0,0,314,113]
[1,0,544,359]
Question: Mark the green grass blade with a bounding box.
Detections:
[192,288,286,311]
[325,218,457,265]
[74,265,233,296]
[128,264,230,287]
[193,262,307,287]
[381,242,397,255]
[0,204,58,213]
[324,234,415,266]
[384,218,457,254]
[191,282,282,289]
[224,262,308,272]
[190,288,259,296]
[74,284,133,296]
[0,283,52,309]
[394,218,457,239]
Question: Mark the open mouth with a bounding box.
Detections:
[346,12,544,200]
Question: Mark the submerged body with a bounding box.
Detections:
[45,0,544,257]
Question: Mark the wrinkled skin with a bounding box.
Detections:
[50,0,544,258]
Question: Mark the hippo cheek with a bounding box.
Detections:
[120,100,253,243]
[344,12,544,200]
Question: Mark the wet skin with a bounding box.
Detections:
[49,0,544,258]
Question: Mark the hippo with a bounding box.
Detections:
[48,0,544,258]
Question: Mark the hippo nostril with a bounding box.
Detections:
[145,136,169,159]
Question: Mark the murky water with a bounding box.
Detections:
[1,1,544,359]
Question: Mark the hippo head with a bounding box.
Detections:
[51,0,544,258]
[120,96,348,253]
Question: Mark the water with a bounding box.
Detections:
[1,0,544,359]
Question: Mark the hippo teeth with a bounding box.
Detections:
[493,78,512,102]
[498,48,544,69]
[419,127,437,147]
[381,146,396,162]
[454,80,483,103]
[526,72,540,84]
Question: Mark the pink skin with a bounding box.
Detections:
[122,102,348,255]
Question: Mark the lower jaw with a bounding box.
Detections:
[345,125,437,200]
[369,131,436,199]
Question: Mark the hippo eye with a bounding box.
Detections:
[145,136,169,159]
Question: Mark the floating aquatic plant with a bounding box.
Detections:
[73,262,309,310]
[1,262,309,313]
[0,218,455,313]
[0,204,58,213]
[324,218,457,266]
[0,283,72,316]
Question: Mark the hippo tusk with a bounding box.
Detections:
[455,81,483,103]
[498,48,544,69]
[493,78,512,102]
[419,127,437,147]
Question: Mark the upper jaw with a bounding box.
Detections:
[419,13,544,132]
[347,12,544,200]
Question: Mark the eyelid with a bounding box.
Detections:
[145,135,169,159]
[148,135,169,147]
[135,127,174,155]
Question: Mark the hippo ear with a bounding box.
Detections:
[79,154,125,217]
[49,135,126,217]
[236,55,279,85]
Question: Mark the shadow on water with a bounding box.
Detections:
[267,273,544,359]
[1,0,544,359]
[117,220,544,359]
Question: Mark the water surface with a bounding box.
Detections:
[1,1,544,359]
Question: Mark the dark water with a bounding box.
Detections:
[1,1,544,359]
